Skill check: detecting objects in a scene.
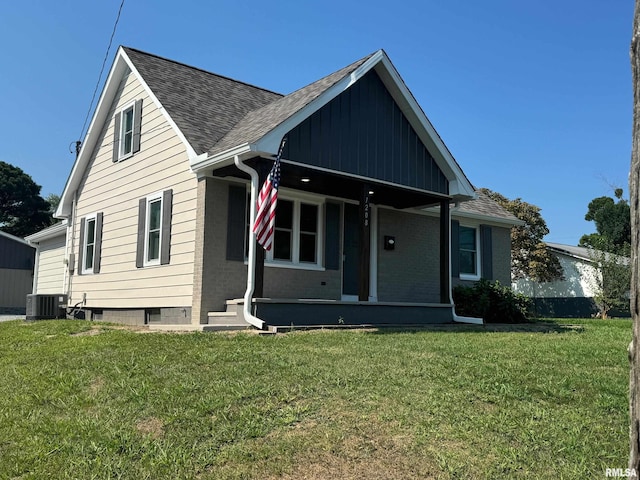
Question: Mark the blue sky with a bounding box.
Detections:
[0,0,634,244]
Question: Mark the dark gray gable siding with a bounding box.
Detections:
[283,70,448,194]
[0,235,35,270]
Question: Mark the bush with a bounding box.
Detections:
[453,279,531,323]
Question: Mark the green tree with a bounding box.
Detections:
[479,188,563,282]
[0,161,53,237]
[585,241,630,319]
[45,193,60,215]
[579,188,630,252]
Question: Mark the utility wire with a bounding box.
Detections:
[78,0,126,143]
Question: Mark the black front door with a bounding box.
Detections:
[342,203,359,297]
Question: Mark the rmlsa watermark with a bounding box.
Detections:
[605,468,638,477]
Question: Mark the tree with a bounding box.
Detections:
[585,242,630,319]
[0,161,53,237]
[579,188,630,252]
[45,193,61,215]
[630,0,640,469]
[478,188,563,282]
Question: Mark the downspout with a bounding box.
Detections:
[233,155,265,329]
[449,200,483,325]
[65,191,78,303]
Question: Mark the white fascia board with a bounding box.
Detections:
[24,221,68,243]
[122,50,199,161]
[56,49,130,219]
[253,51,385,155]
[374,55,476,199]
[190,143,253,172]
[56,47,198,219]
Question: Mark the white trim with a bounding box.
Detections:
[193,50,475,200]
[24,221,67,243]
[143,192,163,267]
[57,46,198,219]
[81,213,97,274]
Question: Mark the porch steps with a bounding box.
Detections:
[204,299,249,331]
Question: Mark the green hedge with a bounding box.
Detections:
[453,279,531,323]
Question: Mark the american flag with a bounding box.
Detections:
[252,138,286,251]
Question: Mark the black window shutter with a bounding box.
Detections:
[324,202,341,270]
[93,212,103,273]
[136,198,146,268]
[160,189,172,265]
[226,185,247,261]
[451,219,460,278]
[480,225,493,280]
[78,217,86,275]
[132,99,143,153]
[112,113,121,163]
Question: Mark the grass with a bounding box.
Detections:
[0,318,631,479]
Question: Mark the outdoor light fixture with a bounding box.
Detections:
[368,190,374,195]
[301,177,311,183]
[384,235,395,250]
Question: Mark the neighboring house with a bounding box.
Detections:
[513,242,630,318]
[25,221,68,295]
[0,230,35,315]
[47,46,520,329]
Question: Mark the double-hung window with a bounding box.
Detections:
[459,225,480,279]
[120,105,135,158]
[113,99,143,162]
[245,194,323,268]
[136,190,172,268]
[79,212,103,275]
[145,194,163,265]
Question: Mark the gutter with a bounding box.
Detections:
[447,200,484,325]
[232,155,266,330]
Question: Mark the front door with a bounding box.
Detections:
[342,203,359,299]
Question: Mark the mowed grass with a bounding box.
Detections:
[0,319,631,479]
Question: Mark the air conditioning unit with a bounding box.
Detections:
[26,294,68,320]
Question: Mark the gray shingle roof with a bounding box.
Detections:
[455,190,521,223]
[208,53,375,156]
[123,47,283,155]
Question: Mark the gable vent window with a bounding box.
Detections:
[112,99,143,162]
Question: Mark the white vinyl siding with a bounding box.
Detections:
[34,235,67,294]
[71,71,197,309]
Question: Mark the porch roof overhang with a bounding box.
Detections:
[211,156,450,209]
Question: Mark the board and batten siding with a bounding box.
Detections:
[71,70,198,309]
[35,235,66,294]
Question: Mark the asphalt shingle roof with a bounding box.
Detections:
[123,47,283,155]
[456,190,521,223]
[208,53,375,156]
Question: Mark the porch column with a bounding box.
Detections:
[359,185,371,301]
[440,199,451,303]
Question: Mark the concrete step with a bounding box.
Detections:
[224,299,244,314]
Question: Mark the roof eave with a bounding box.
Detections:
[452,210,525,227]
[24,221,68,243]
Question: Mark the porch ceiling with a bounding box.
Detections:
[212,159,449,209]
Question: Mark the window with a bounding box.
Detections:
[137,190,172,268]
[120,105,135,158]
[113,99,142,162]
[83,215,96,273]
[80,213,103,275]
[245,193,323,268]
[459,225,479,279]
[144,194,163,265]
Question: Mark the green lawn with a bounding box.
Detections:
[0,319,631,479]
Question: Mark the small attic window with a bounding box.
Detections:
[112,99,143,162]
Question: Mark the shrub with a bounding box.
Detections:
[453,279,531,323]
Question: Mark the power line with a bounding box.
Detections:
[77,0,126,144]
